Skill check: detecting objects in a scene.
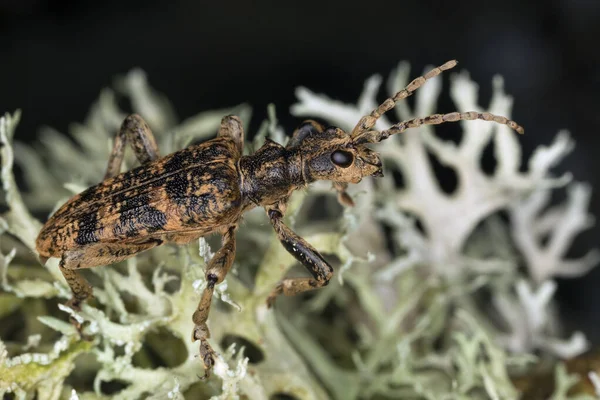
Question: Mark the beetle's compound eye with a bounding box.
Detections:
[331,150,354,168]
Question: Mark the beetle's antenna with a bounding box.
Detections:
[353,111,524,144]
[351,60,458,138]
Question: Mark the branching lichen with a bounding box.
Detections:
[0,61,597,399]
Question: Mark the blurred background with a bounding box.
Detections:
[1,0,599,342]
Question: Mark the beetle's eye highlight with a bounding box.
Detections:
[331,150,353,168]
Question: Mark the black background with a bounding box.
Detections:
[1,0,600,342]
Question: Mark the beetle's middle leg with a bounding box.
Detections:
[191,225,237,378]
[217,115,245,156]
[104,114,161,179]
[265,205,334,307]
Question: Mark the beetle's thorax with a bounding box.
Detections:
[239,140,305,206]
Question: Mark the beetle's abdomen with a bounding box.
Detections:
[36,138,242,258]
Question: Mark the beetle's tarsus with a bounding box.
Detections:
[192,323,216,379]
[198,339,216,380]
[266,284,283,308]
[64,297,82,329]
[63,297,93,341]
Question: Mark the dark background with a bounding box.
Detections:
[1,0,600,342]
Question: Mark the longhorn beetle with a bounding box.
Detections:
[36,60,524,377]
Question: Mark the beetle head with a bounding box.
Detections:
[287,120,383,184]
[288,59,524,186]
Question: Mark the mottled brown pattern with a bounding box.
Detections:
[35,60,524,378]
[36,138,240,258]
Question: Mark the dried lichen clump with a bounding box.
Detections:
[0,64,598,399]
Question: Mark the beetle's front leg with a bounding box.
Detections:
[191,225,237,378]
[104,114,161,179]
[265,205,334,307]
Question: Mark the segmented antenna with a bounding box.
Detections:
[353,111,524,144]
[351,59,524,144]
[351,60,458,138]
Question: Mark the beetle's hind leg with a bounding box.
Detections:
[265,205,334,307]
[191,226,237,378]
[58,240,161,334]
[104,114,161,179]
[58,258,93,335]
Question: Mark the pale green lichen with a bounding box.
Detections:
[0,63,598,399]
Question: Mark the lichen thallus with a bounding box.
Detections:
[35,60,523,377]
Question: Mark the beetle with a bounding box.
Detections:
[35,60,523,377]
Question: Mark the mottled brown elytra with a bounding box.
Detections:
[36,60,524,378]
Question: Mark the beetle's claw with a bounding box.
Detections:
[266,284,282,308]
[192,325,216,379]
[198,340,216,379]
[266,295,277,308]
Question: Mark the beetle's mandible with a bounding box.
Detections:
[35,60,524,377]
